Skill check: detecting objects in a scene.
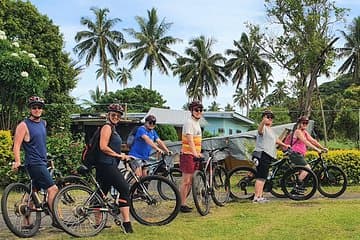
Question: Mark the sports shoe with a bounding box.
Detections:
[122,221,133,233]
[252,197,269,203]
[180,205,193,213]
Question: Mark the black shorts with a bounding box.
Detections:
[255,152,273,180]
[27,165,54,190]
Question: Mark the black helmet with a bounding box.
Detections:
[28,96,45,108]
[188,100,203,111]
[262,109,274,119]
[107,103,124,114]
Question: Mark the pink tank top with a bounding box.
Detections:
[291,130,310,156]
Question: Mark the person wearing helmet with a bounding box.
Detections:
[179,100,204,213]
[252,110,290,203]
[287,116,327,194]
[95,103,133,233]
[128,114,170,178]
[12,96,60,228]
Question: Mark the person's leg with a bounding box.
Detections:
[253,152,271,202]
[46,185,58,212]
[180,173,192,206]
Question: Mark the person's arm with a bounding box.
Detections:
[141,134,164,154]
[12,122,27,170]
[276,138,290,150]
[306,134,326,150]
[295,130,321,153]
[258,116,269,135]
[99,125,126,160]
[156,138,170,154]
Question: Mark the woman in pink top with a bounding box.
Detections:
[289,116,327,184]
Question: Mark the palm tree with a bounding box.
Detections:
[172,36,227,101]
[224,32,272,116]
[233,88,247,110]
[95,59,116,84]
[74,7,125,94]
[115,67,132,89]
[224,103,235,111]
[125,8,181,90]
[208,101,221,111]
[338,17,360,84]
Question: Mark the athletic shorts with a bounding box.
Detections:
[289,152,307,166]
[129,157,147,170]
[179,154,200,174]
[27,165,54,190]
[255,151,273,180]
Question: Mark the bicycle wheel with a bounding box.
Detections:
[56,175,89,189]
[269,164,288,198]
[281,166,318,201]
[1,183,41,238]
[317,166,347,198]
[192,170,210,216]
[53,184,107,237]
[227,166,256,200]
[211,166,230,206]
[130,175,180,226]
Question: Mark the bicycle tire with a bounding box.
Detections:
[53,184,107,237]
[281,166,318,201]
[1,183,41,238]
[56,175,89,189]
[227,166,256,200]
[211,165,230,206]
[317,165,347,198]
[129,175,181,226]
[269,164,288,198]
[192,170,210,216]
[157,167,182,200]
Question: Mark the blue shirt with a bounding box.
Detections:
[23,118,47,166]
[129,126,159,160]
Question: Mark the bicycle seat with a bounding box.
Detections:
[77,165,91,175]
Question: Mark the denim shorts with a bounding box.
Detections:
[27,164,54,190]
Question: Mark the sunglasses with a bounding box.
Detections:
[31,106,43,110]
[110,113,122,119]
[301,121,309,125]
[194,108,203,113]
[266,114,274,119]
[148,120,156,125]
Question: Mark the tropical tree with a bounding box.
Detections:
[74,7,125,94]
[173,35,227,101]
[262,80,291,106]
[233,88,247,110]
[208,101,221,111]
[338,16,360,84]
[224,103,235,111]
[95,59,116,84]
[125,8,181,90]
[224,31,272,116]
[115,67,132,88]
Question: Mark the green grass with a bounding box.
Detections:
[2,187,360,240]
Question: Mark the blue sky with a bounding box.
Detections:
[28,0,359,112]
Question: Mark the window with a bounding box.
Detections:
[218,128,224,134]
[229,129,233,135]
[236,130,242,134]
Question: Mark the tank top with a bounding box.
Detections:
[98,125,122,166]
[291,130,310,156]
[23,118,47,166]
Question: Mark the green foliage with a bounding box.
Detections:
[95,85,168,112]
[203,130,218,138]
[0,130,14,186]
[154,125,178,142]
[249,106,292,125]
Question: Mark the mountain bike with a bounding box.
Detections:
[52,159,181,237]
[308,152,347,198]
[192,147,230,216]
[228,151,318,201]
[1,156,87,238]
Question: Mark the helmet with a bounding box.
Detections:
[107,103,124,114]
[297,116,309,123]
[262,109,274,119]
[188,100,203,111]
[28,96,45,108]
[145,114,156,122]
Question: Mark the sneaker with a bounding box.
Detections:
[253,197,269,203]
[180,205,192,213]
[122,221,133,233]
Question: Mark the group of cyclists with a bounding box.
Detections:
[11,95,327,236]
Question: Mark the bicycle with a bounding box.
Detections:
[308,152,347,198]
[228,150,319,201]
[191,147,230,216]
[1,155,87,238]
[52,158,181,238]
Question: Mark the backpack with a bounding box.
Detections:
[126,126,140,148]
[81,123,113,168]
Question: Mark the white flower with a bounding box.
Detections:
[28,53,36,58]
[12,42,20,48]
[11,53,19,57]
[38,64,45,68]
[0,30,5,35]
[0,35,7,40]
[21,50,28,54]
[31,58,39,64]
[20,71,29,78]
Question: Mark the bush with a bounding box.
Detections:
[155,124,178,142]
[0,130,15,186]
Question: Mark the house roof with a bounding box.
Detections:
[204,111,255,124]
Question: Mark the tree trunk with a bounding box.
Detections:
[150,68,153,91]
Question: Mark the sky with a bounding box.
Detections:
[28,0,360,112]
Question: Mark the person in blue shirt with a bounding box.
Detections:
[129,115,170,177]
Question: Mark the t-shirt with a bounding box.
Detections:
[129,126,159,159]
[254,126,277,159]
[181,117,202,155]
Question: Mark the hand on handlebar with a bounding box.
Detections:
[321,147,328,153]
[11,161,21,172]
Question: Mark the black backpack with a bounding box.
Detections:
[126,126,140,148]
[81,123,113,168]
